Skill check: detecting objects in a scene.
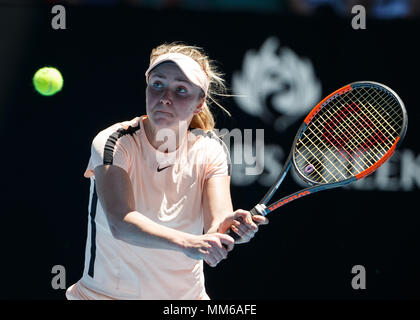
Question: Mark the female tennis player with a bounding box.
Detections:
[66,42,268,300]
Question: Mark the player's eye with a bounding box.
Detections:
[177,86,188,94]
[151,81,164,89]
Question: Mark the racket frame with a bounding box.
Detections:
[250,81,407,217]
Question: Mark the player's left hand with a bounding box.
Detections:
[219,209,269,244]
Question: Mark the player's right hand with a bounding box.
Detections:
[183,233,234,267]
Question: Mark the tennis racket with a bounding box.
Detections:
[228,81,408,240]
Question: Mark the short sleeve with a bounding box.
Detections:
[203,134,231,180]
[84,128,131,178]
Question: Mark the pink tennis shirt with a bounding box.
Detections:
[66,116,231,300]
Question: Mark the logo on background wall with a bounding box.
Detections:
[232,37,322,132]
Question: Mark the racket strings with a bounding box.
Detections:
[298,92,396,181]
[295,86,403,184]
[320,102,383,163]
[349,88,402,136]
[297,118,368,183]
[340,88,401,151]
[299,124,357,179]
[299,87,401,180]
[298,102,384,181]
[325,100,388,161]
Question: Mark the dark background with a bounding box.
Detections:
[0,0,419,300]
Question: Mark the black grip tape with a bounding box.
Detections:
[226,226,241,240]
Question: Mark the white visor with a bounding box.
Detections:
[145,53,209,96]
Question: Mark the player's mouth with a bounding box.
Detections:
[155,110,173,117]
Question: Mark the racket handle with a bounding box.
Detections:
[226,226,241,241]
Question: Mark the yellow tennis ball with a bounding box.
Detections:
[33,67,63,96]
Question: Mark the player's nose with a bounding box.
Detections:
[160,88,172,105]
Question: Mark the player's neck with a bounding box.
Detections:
[143,118,188,153]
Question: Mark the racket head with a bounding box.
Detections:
[291,81,407,185]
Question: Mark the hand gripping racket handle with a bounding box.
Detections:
[226,205,266,241]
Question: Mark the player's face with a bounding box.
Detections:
[146,62,204,130]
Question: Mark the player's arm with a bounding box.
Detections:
[94,164,233,265]
[202,176,234,234]
[202,176,268,244]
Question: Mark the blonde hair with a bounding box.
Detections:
[149,42,230,131]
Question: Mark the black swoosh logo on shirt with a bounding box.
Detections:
[157,165,172,172]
